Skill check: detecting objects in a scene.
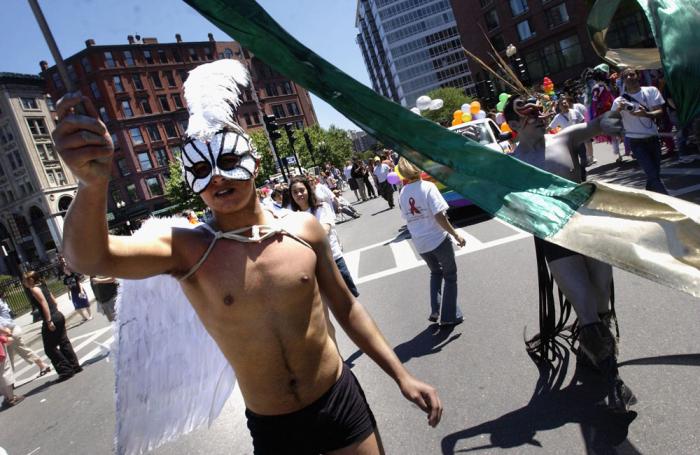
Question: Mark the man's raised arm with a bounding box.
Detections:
[54,93,178,279]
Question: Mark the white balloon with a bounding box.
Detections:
[495,112,505,125]
[460,103,470,113]
[474,110,486,120]
[428,99,444,110]
[410,107,422,116]
[416,95,432,111]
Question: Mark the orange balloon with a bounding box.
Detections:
[500,122,512,133]
[470,101,481,115]
[453,110,463,119]
[452,118,463,126]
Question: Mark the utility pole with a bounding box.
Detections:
[262,114,288,183]
[284,123,304,175]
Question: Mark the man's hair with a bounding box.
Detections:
[397,157,422,181]
[289,175,320,214]
[620,67,637,78]
[22,270,44,287]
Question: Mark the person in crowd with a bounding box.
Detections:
[344,159,361,201]
[0,327,25,408]
[350,158,368,201]
[62,265,92,321]
[549,97,588,180]
[333,189,361,220]
[373,157,395,209]
[397,158,465,327]
[22,271,81,382]
[289,175,360,297]
[612,67,669,194]
[0,290,51,377]
[90,276,119,322]
[268,184,291,216]
[53,60,441,453]
[360,160,377,199]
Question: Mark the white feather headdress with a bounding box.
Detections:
[184,59,250,141]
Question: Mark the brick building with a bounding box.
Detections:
[41,34,317,231]
[0,73,76,270]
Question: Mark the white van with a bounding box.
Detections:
[448,118,512,153]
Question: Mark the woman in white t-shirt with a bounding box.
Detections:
[289,176,359,297]
[397,158,465,326]
[548,97,589,180]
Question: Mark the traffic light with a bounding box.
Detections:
[263,114,282,142]
[283,123,295,148]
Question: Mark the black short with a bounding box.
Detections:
[534,236,579,262]
[245,364,377,454]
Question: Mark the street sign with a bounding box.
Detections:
[286,156,297,165]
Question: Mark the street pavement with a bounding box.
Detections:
[2,142,700,454]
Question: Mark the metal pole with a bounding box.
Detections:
[27,0,75,93]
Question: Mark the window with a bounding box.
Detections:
[243,113,252,127]
[204,47,213,60]
[170,145,183,157]
[172,94,183,109]
[111,189,122,207]
[251,112,260,125]
[56,170,67,185]
[164,121,178,138]
[143,50,154,64]
[81,56,92,73]
[21,97,38,110]
[223,48,234,59]
[150,72,162,89]
[178,120,188,133]
[509,0,528,16]
[485,9,499,30]
[491,34,506,51]
[157,49,167,63]
[559,35,583,67]
[52,73,64,90]
[129,127,144,145]
[146,177,163,196]
[164,71,176,87]
[99,106,109,122]
[158,95,170,112]
[517,19,535,41]
[46,97,56,111]
[286,102,301,116]
[126,183,140,202]
[67,64,78,83]
[46,170,56,186]
[124,50,135,66]
[111,133,119,147]
[280,81,293,95]
[138,152,152,170]
[139,98,152,114]
[27,118,48,136]
[545,3,569,29]
[177,69,188,82]
[104,51,115,68]
[172,50,182,63]
[147,124,162,141]
[132,74,144,90]
[37,142,57,161]
[90,81,101,99]
[272,104,285,118]
[154,148,168,167]
[121,100,134,118]
[525,34,582,80]
[117,158,130,176]
[113,75,124,92]
[265,83,279,97]
[188,48,199,61]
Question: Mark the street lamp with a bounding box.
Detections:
[506,44,517,58]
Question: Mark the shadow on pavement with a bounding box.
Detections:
[441,340,640,454]
[619,353,700,368]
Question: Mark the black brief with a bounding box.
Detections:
[245,364,377,454]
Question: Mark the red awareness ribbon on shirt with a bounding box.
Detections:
[408,197,421,215]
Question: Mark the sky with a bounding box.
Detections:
[1,0,371,131]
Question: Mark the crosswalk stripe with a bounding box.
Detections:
[344,251,360,281]
[389,240,420,268]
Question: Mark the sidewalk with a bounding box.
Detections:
[14,284,98,345]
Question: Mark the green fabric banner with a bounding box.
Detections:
[183,0,593,238]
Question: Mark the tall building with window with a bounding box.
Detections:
[355,0,476,108]
[41,34,317,231]
[0,73,76,271]
[451,0,600,101]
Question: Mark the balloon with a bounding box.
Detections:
[461,112,472,123]
[474,110,486,120]
[453,109,463,119]
[410,107,421,116]
[394,165,404,181]
[461,103,471,113]
[497,93,510,112]
[416,95,432,111]
[495,112,505,125]
[428,99,444,110]
[470,101,481,114]
[386,172,400,185]
[451,118,463,126]
[500,122,512,133]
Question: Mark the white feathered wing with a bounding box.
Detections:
[111,217,236,455]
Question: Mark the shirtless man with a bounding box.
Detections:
[502,95,635,411]
[53,79,442,452]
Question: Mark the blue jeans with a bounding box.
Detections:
[629,137,668,194]
[419,237,463,323]
[335,257,359,297]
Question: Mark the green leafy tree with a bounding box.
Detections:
[164,157,206,211]
[420,87,473,126]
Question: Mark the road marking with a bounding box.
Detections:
[389,240,419,268]
[344,250,360,281]
[670,183,700,197]
[662,168,700,176]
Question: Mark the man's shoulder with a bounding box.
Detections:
[276,211,325,246]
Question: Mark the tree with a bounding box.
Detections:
[420,87,473,126]
[164,157,206,211]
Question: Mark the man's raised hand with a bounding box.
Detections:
[52,92,114,186]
